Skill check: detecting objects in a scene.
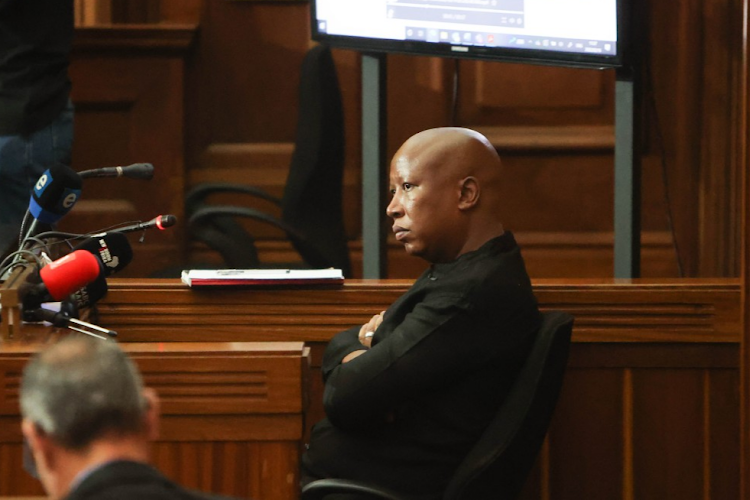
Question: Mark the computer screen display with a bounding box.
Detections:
[311,0,627,69]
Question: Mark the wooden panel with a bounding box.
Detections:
[530,345,739,499]
[542,368,624,499]
[79,279,740,344]
[632,370,705,498]
[0,278,742,497]
[0,342,309,500]
[62,25,196,277]
[183,1,364,243]
[0,442,45,496]
[85,278,737,499]
[472,62,610,114]
[708,369,740,500]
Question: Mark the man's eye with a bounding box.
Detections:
[403,183,413,191]
[389,188,396,195]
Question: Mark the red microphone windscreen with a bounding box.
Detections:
[39,250,102,300]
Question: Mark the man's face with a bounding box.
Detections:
[386,153,462,263]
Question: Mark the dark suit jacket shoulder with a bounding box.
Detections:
[64,460,238,500]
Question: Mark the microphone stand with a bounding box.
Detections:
[27,308,118,341]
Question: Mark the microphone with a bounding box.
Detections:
[20,250,102,309]
[22,164,82,242]
[64,273,108,314]
[111,214,177,234]
[72,232,133,276]
[78,163,154,180]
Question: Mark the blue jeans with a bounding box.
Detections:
[0,100,74,256]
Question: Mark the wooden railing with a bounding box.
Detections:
[0,278,741,499]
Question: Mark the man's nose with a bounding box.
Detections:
[386,196,402,219]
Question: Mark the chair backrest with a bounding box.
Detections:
[444,310,574,500]
[282,44,351,277]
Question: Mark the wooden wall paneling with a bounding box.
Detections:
[149,441,300,499]
[159,0,203,24]
[0,342,309,500]
[83,278,742,498]
[707,368,741,500]
[542,366,624,499]
[1,279,742,497]
[182,1,364,271]
[533,344,738,499]
[646,0,744,278]
[83,279,740,344]
[110,0,160,23]
[631,369,706,498]
[386,54,453,159]
[62,26,196,277]
[0,444,45,496]
[695,0,744,277]
[186,1,308,149]
[75,0,113,25]
[740,0,750,490]
[458,62,615,127]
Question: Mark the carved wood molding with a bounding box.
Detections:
[474,125,615,152]
[72,24,198,53]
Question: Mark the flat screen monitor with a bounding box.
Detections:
[311,0,628,69]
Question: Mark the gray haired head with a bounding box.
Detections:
[20,337,147,450]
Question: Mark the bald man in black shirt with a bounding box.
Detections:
[301,128,542,499]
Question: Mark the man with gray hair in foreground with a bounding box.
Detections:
[20,337,239,500]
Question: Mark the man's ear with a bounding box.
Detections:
[458,176,480,210]
[142,388,160,441]
[21,419,55,473]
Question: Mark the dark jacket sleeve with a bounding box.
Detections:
[320,326,365,382]
[322,295,528,432]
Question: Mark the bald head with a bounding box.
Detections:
[387,127,506,263]
[394,127,503,190]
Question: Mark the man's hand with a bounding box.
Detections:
[358,311,385,348]
[342,350,367,363]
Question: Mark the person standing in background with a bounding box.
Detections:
[0,0,75,257]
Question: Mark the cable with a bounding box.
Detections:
[643,59,684,277]
[0,250,42,279]
[20,236,52,255]
[17,210,33,248]
[31,219,146,251]
[450,59,460,126]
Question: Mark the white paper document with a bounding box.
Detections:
[181,268,344,287]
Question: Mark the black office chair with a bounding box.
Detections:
[186,43,351,277]
[300,310,574,500]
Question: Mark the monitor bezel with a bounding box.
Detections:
[310,0,630,70]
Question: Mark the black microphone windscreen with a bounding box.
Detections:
[73,232,133,275]
[29,164,82,224]
[158,214,177,229]
[125,163,154,179]
[67,273,108,310]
